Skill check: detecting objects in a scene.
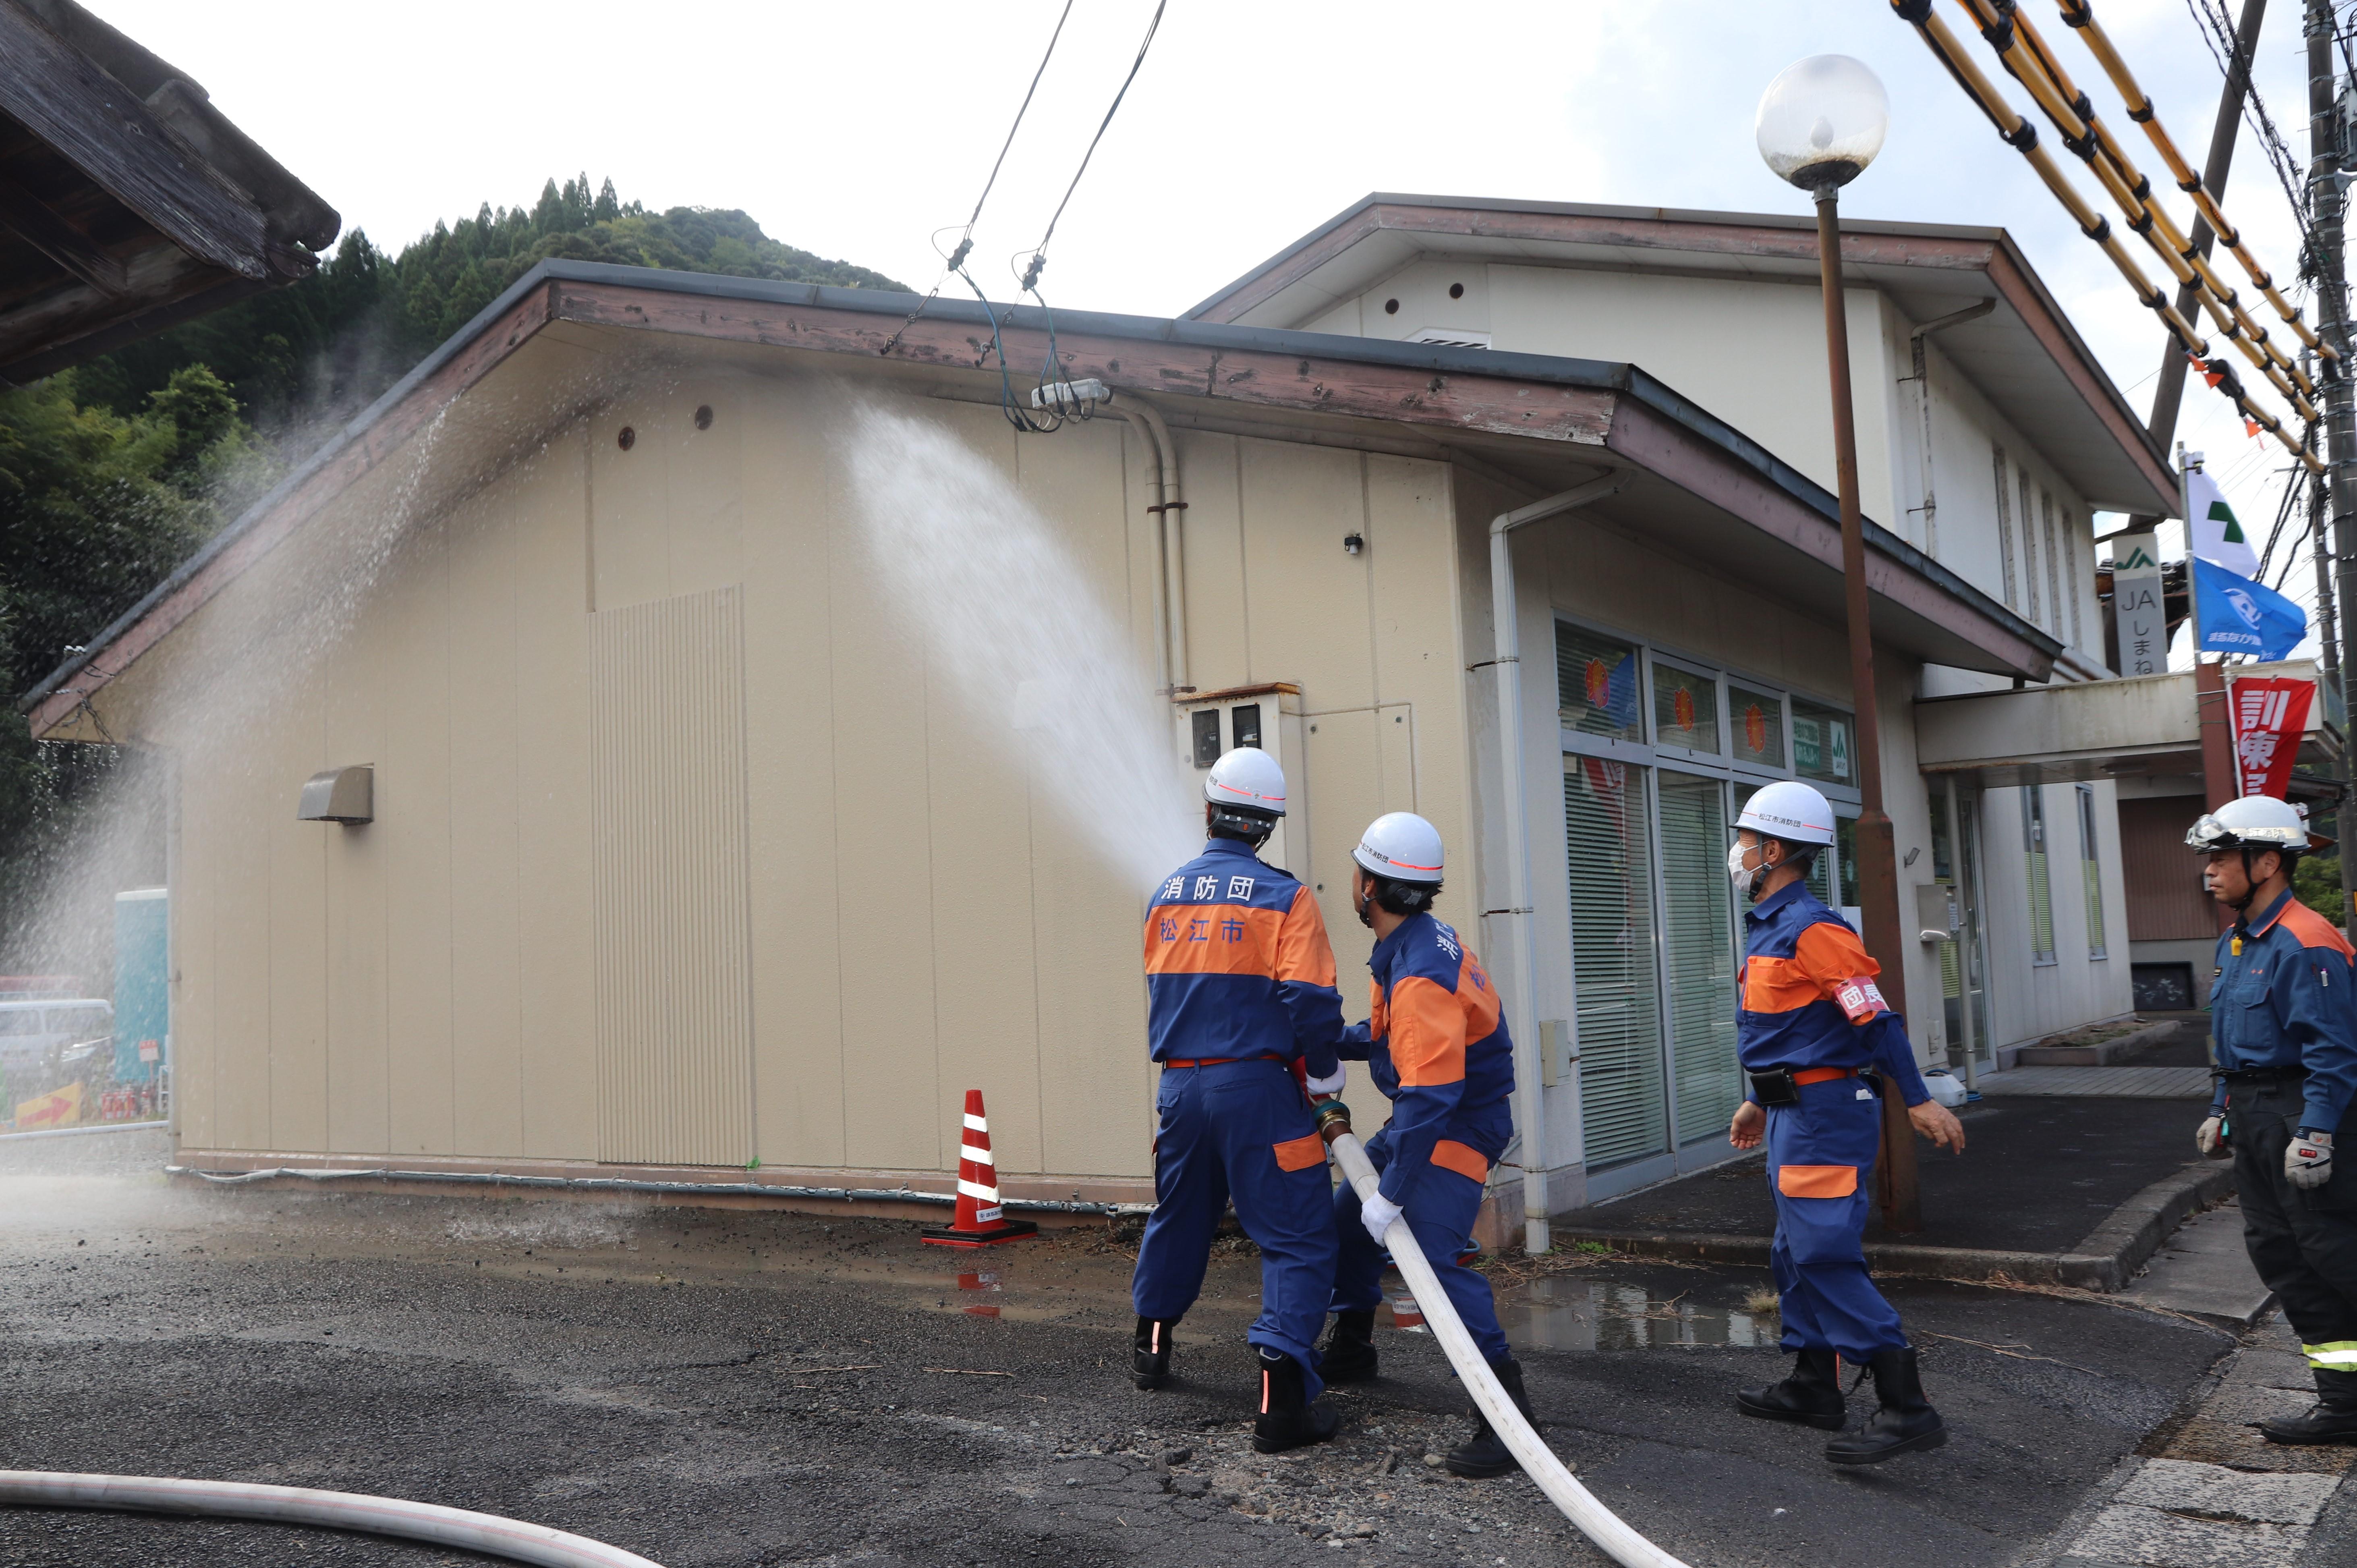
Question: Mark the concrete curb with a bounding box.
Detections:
[1553,1159,2236,1292]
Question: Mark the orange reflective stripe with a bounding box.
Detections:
[1144,905,1284,975]
[1389,975,1466,1087]
[1272,1132,1327,1172]
[1275,885,1339,987]
[1366,977,1388,1042]
[1795,923,1879,990]
[1431,1140,1489,1183]
[1776,1164,1858,1199]
[1740,955,1821,1014]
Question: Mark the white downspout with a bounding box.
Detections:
[1487,477,1620,1256]
[1111,396,1188,695]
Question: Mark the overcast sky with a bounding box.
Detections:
[85,0,2333,630]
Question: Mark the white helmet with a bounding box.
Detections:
[2187,794,2309,852]
[1735,780,1837,848]
[1205,747,1286,818]
[1353,812,1445,886]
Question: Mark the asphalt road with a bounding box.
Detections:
[0,1170,2245,1568]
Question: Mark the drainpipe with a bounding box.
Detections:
[1486,476,1620,1256]
[1111,407,1173,697]
[1114,396,1188,693]
[1903,300,1996,557]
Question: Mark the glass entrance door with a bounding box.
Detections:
[1657,771,1739,1145]
[1565,755,1667,1170]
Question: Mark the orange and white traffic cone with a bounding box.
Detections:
[921,1089,1040,1248]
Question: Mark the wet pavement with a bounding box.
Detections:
[1580,1094,2208,1255]
[0,1166,2254,1568]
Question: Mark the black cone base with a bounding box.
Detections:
[921,1217,1039,1248]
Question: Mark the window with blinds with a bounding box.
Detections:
[1652,660,1719,754]
[1658,772,1740,1144]
[2078,785,2106,960]
[1566,756,1667,1170]
[2024,787,2056,963]
[1558,623,1643,740]
[1729,685,1784,769]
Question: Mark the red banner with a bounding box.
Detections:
[2229,676,2314,800]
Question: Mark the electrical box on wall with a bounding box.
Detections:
[1173,683,1307,873]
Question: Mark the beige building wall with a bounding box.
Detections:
[147,348,1480,1184]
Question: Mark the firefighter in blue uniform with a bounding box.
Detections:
[1724,781,1966,1464]
[2190,794,2357,1445]
[1314,813,1538,1478]
[1132,747,1348,1453]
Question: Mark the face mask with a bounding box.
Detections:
[1354,877,1375,929]
[1727,841,1760,904]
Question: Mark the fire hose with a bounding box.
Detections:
[1312,1098,1695,1568]
[0,1471,663,1567]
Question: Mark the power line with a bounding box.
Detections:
[877,0,1076,358]
[1017,0,1167,293]
[2185,0,2317,257]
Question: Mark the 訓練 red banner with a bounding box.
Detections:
[2228,676,2314,801]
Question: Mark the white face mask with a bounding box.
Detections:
[1727,840,1761,904]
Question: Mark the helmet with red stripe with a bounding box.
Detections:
[1352,812,1445,886]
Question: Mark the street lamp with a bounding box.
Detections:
[1757,56,1923,1234]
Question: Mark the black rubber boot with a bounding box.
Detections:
[1252,1348,1340,1454]
[1736,1347,1847,1431]
[1320,1309,1379,1384]
[1132,1316,1177,1391]
[2261,1367,2357,1446]
[1824,1347,1947,1464]
[1446,1356,1540,1478]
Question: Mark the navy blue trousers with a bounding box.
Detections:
[1328,1126,1509,1364]
[1131,1059,1339,1394]
[1765,1078,1908,1360]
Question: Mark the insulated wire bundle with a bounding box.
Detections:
[1889,0,2327,471]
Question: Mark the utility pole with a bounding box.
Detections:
[2309,0,2357,924]
[2144,0,2268,460]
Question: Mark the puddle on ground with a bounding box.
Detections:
[956,1269,1002,1317]
[1495,1277,1779,1352]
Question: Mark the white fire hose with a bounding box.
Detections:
[0,1471,663,1567]
[1323,1123,1695,1568]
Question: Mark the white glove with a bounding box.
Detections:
[1360,1192,1404,1246]
[2288,1130,2335,1190]
[1304,1064,1347,1097]
[2196,1115,2229,1159]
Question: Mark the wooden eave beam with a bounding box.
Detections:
[0,170,122,293]
[0,4,275,282]
[543,278,1619,448]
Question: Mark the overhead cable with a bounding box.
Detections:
[1956,0,2318,416]
[2049,0,2331,359]
[2184,0,2316,257]
[1016,0,1167,293]
[878,0,1076,357]
[1887,0,2322,471]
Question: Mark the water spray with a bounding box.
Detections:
[1308,1097,1695,1568]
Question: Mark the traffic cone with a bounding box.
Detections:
[921,1090,1039,1248]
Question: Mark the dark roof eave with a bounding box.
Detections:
[21,257,2062,715]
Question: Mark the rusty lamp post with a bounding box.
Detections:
[1757,55,1922,1233]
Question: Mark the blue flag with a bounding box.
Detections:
[2193,555,2307,661]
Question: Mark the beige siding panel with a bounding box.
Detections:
[324,594,392,1155]
[516,434,597,1160]
[384,517,456,1156]
[740,375,845,1168]
[211,741,272,1149]
[173,759,217,1148]
[1243,442,1376,706]
[591,585,754,1166]
[589,398,672,612]
[828,471,940,1174]
[267,671,328,1152]
[660,375,744,600]
[447,493,524,1156]
[1177,430,1250,694]
[1301,704,1416,994]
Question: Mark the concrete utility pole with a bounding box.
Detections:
[2309,0,2357,923]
